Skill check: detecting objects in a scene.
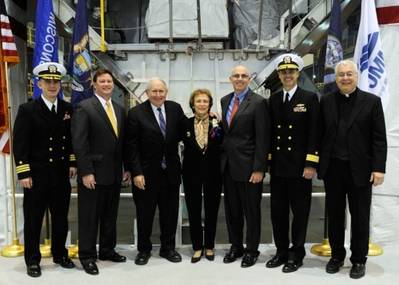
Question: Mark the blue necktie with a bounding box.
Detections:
[157,107,167,169]
[157,107,166,138]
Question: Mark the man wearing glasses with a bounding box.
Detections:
[220,65,270,268]
[318,60,387,279]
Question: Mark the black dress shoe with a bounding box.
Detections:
[241,253,259,268]
[350,263,366,279]
[135,251,151,265]
[27,264,41,278]
[205,250,215,261]
[99,252,126,263]
[223,249,244,263]
[326,258,344,274]
[82,261,99,275]
[159,250,182,263]
[266,255,288,268]
[191,250,203,263]
[53,256,75,268]
[282,260,303,273]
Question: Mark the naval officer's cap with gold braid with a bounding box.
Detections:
[275,53,304,72]
[33,62,66,80]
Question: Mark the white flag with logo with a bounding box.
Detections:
[354,0,389,110]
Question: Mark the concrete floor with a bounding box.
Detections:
[0,244,398,285]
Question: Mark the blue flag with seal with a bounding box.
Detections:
[70,0,93,106]
[324,0,343,89]
[354,0,389,110]
[33,0,60,99]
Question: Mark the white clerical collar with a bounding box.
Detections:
[341,87,357,98]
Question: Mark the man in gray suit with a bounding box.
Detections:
[72,69,131,275]
[221,65,270,268]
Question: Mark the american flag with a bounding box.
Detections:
[0,0,20,154]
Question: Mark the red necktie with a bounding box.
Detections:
[229,96,240,125]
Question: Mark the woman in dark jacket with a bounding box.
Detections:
[182,88,223,263]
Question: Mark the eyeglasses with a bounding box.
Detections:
[231,73,250,79]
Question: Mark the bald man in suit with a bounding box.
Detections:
[220,65,270,268]
[126,78,186,265]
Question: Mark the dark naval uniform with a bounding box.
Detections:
[268,86,319,262]
[13,97,75,266]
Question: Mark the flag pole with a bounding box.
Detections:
[68,241,79,258]
[100,0,106,52]
[1,61,24,257]
[310,209,331,256]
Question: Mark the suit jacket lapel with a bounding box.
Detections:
[188,117,201,150]
[37,97,53,122]
[288,88,301,109]
[346,90,367,130]
[229,91,252,129]
[164,101,171,141]
[207,119,215,148]
[57,100,66,121]
[144,100,165,139]
[221,94,232,131]
[113,103,123,138]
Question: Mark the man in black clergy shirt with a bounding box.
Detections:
[266,53,320,273]
[220,65,270,268]
[318,60,387,279]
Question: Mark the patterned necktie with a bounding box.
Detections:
[105,101,118,137]
[229,96,240,126]
[157,107,167,169]
[195,116,209,149]
[51,104,56,115]
[157,107,166,138]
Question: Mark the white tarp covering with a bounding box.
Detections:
[231,0,280,48]
[371,24,399,244]
[370,0,399,244]
[146,0,229,39]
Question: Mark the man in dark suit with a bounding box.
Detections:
[319,60,387,279]
[13,62,76,277]
[266,54,319,273]
[72,69,130,275]
[221,65,270,268]
[125,78,186,265]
